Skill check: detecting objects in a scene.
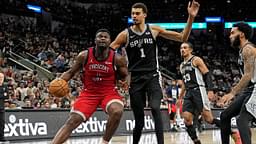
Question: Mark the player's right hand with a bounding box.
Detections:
[187,0,200,18]
[176,99,182,108]
[218,93,234,107]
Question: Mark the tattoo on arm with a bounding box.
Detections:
[231,47,255,95]
[115,54,128,81]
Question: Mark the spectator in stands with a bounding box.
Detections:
[54,51,66,72]
[37,48,47,61]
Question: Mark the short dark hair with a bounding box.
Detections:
[95,28,111,36]
[183,42,194,49]
[233,22,254,40]
[132,3,148,14]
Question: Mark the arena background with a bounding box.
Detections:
[0,0,256,143]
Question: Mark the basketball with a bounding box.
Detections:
[49,78,69,97]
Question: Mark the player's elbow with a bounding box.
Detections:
[181,35,189,42]
[119,71,128,80]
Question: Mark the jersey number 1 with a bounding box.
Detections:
[140,48,146,58]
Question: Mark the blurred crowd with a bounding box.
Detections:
[1,0,256,110]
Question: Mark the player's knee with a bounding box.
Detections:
[184,119,193,126]
[182,111,192,119]
[109,107,123,118]
[65,115,83,129]
[202,114,213,124]
[204,117,213,124]
[183,115,193,125]
[108,103,123,118]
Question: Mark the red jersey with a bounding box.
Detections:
[81,47,117,95]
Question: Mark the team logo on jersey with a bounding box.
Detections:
[129,38,153,48]
[130,35,136,39]
[89,64,109,72]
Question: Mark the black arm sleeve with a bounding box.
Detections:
[203,72,214,91]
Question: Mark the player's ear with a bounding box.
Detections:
[143,13,147,18]
[240,32,245,38]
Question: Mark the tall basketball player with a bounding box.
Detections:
[110,1,200,144]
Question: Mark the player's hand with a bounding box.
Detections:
[218,93,234,107]
[176,99,182,108]
[118,80,129,92]
[187,0,200,18]
[207,91,215,102]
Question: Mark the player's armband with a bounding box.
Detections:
[203,72,214,91]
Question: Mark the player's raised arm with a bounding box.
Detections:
[156,0,200,42]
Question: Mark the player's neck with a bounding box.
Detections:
[132,23,146,33]
[240,39,249,49]
[184,54,193,62]
[94,47,109,61]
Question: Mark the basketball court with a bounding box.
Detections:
[10,129,256,144]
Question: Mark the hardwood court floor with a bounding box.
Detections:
[11,129,256,144]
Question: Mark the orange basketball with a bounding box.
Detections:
[49,78,69,97]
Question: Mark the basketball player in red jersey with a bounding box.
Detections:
[51,29,128,144]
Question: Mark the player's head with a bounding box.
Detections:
[95,29,111,49]
[230,22,253,48]
[180,42,193,58]
[131,3,147,25]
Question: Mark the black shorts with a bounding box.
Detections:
[129,72,163,108]
[182,86,211,114]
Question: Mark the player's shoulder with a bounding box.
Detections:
[191,55,204,64]
[77,48,91,61]
[79,48,90,55]
[243,43,256,54]
[120,28,128,35]
[192,55,201,60]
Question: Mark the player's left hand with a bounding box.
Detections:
[118,80,129,92]
[187,0,200,18]
[218,93,234,107]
